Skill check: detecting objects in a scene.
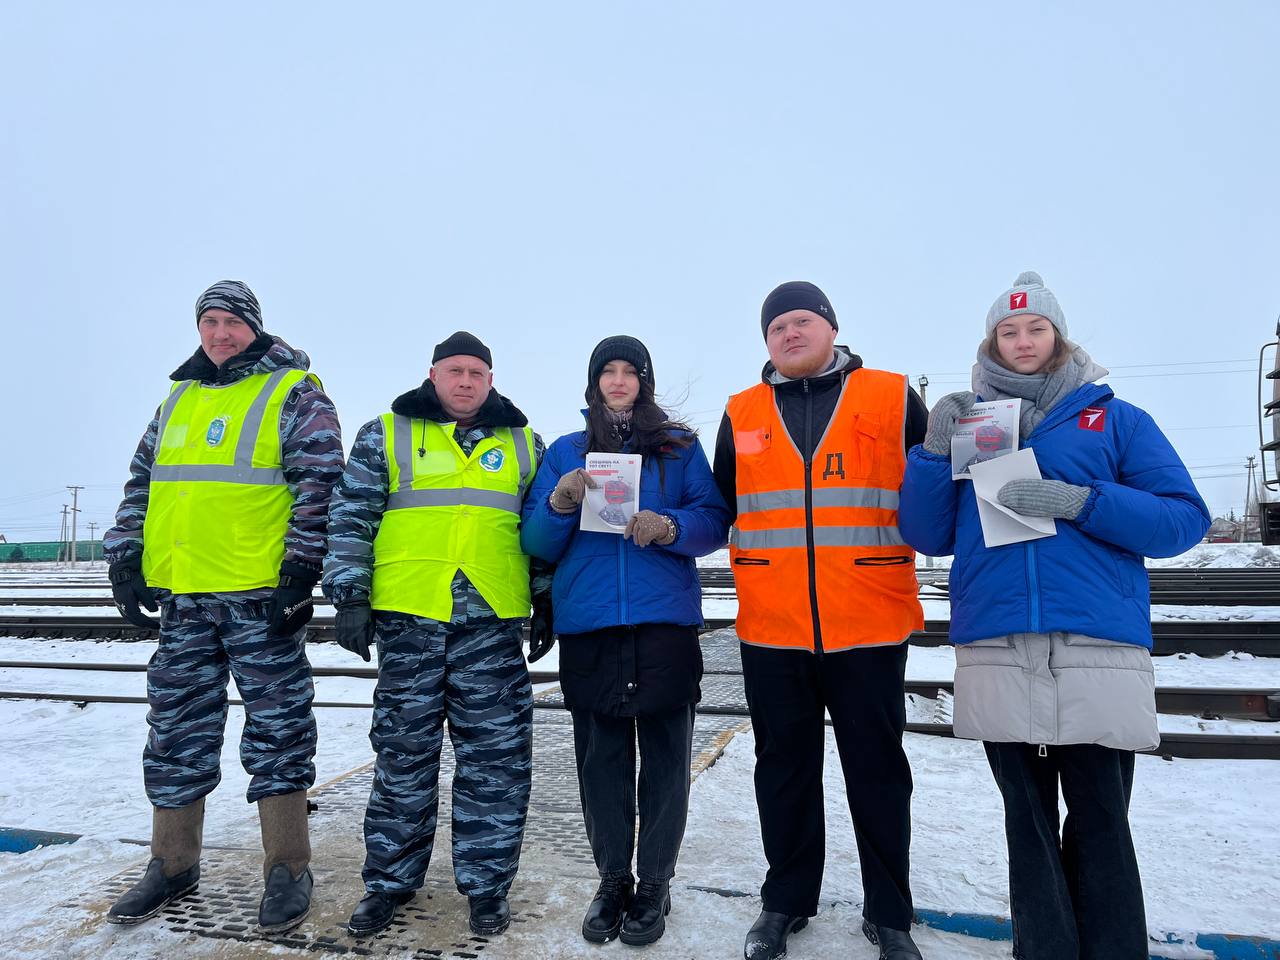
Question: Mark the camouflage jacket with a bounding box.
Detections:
[103,335,345,588]
[322,379,552,607]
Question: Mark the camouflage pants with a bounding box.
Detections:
[362,603,533,898]
[143,594,318,808]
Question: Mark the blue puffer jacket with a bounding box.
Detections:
[520,430,731,634]
[899,383,1210,649]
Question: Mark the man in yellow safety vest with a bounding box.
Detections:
[104,280,344,933]
[322,331,553,939]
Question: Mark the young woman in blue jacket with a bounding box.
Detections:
[520,335,731,948]
[899,272,1210,960]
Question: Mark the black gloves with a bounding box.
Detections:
[528,596,555,663]
[109,557,159,629]
[267,561,320,638]
[335,602,374,662]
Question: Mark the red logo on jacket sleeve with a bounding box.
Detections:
[1010,292,1027,310]
[1078,407,1106,431]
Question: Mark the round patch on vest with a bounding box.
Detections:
[205,416,230,447]
[479,448,505,472]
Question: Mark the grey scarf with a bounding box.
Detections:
[971,342,1108,437]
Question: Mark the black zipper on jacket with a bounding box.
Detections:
[802,378,823,656]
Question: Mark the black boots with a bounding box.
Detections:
[619,877,671,946]
[348,890,415,936]
[106,857,200,924]
[107,799,205,925]
[743,910,809,960]
[257,791,313,933]
[862,919,924,959]
[582,874,634,943]
[468,895,511,935]
[259,863,314,934]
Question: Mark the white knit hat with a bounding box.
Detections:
[985,270,1067,338]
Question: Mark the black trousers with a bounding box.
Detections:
[984,742,1148,960]
[570,703,696,883]
[740,641,914,928]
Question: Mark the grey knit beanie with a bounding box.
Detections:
[985,271,1067,338]
[196,280,263,334]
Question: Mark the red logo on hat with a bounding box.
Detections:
[1010,292,1027,310]
[1078,407,1106,431]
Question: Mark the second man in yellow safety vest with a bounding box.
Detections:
[322,331,553,939]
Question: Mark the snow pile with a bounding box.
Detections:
[1148,543,1280,569]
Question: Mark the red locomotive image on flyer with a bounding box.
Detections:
[951,399,1021,479]
[580,453,642,533]
[603,478,631,504]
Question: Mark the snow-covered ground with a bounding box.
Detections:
[2,545,1278,956]
[2,695,1277,958]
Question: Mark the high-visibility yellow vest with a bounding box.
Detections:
[142,368,315,593]
[370,414,537,621]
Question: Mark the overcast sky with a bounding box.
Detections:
[2,1,1278,543]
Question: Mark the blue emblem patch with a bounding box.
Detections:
[479,448,505,472]
[206,416,229,447]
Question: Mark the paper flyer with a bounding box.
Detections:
[580,452,642,534]
[951,399,1021,480]
[967,448,1057,548]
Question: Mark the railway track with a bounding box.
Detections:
[3,659,1276,723]
[6,566,1280,606]
[2,678,1274,761]
[2,613,1276,657]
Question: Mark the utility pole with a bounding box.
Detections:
[87,521,99,560]
[918,375,933,570]
[67,485,83,566]
[1244,457,1260,543]
[58,505,69,563]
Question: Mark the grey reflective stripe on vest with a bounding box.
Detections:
[732,524,906,550]
[391,415,415,494]
[736,486,899,515]
[156,380,194,443]
[150,463,287,484]
[513,429,533,492]
[386,488,521,513]
[387,416,525,513]
[151,369,292,486]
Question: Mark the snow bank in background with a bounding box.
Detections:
[1147,542,1280,568]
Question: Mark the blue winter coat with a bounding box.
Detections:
[520,430,731,634]
[899,384,1210,649]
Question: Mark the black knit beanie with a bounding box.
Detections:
[432,330,493,368]
[585,335,654,404]
[760,281,837,339]
[196,280,263,334]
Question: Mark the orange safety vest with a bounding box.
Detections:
[727,368,923,652]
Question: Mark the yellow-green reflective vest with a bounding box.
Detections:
[142,368,314,593]
[371,414,537,621]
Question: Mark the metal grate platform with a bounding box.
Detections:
[82,707,747,955]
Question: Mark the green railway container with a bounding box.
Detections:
[2,540,104,562]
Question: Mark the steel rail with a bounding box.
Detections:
[3,661,1277,720]
[2,614,1277,655]
[2,688,1273,760]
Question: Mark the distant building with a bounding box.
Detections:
[1205,517,1252,543]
